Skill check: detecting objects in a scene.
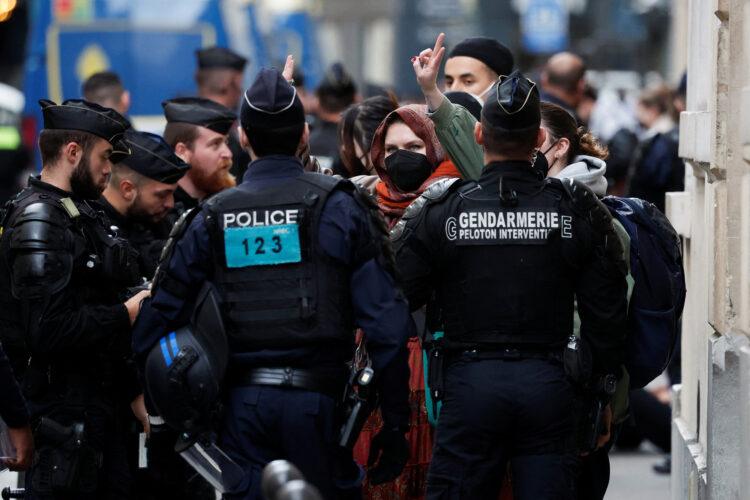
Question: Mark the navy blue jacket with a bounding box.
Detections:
[0,343,28,428]
[133,156,411,427]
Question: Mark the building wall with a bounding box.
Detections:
[670,0,750,498]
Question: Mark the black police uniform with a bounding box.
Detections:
[0,341,29,429]
[96,129,190,280]
[0,99,142,498]
[133,68,412,500]
[393,72,628,499]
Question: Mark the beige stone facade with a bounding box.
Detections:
[670,0,750,498]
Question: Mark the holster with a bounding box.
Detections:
[31,418,101,494]
[338,367,375,449]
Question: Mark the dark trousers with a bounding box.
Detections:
[218,385,363,500]
[426,357,580,500]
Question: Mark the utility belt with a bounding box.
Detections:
[31,417,102,494]
[426,336,591,418]
[234,367,344,400]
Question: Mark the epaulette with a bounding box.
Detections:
[390,177,462,241]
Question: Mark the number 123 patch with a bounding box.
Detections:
[224,224,301,268]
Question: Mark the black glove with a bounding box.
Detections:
[366,426,410,485]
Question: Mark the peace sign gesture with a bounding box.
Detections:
[412,33,447,110]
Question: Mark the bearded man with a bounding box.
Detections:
[161,97,237,220]
[98,129,190,279]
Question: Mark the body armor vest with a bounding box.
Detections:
[203,173,354,351]
[438,180,576,348]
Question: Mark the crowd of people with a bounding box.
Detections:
[0,30,685,500]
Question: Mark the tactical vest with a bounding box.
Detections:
[203,173,354,351]
[437,181,576,348]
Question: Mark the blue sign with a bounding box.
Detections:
[224,224,302,268]
[521,0,568,54]
[46,23,215,116]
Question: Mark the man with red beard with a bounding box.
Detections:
[161,97,237,222]
[98,129,190,279]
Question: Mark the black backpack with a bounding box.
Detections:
[601,196,686,388]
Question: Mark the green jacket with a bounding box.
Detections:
[426,98,485,180]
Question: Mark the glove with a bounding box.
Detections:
[366,426,410,485]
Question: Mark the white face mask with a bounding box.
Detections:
[470,81,496,103]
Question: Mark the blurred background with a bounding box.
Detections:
[0,0,685,154]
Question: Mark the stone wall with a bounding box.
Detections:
[669,1,750,498]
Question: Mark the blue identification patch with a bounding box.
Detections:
[224,224,301,268]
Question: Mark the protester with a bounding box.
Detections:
[338,94,400,191]
[626,85,683,212]
[540,52,587,123]
[370,104,461,229]
[310,62,357,176]
[443,36,514,101]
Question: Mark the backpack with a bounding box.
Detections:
[600,196,686,388]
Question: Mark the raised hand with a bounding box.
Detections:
[411,33,446,110]
[282,54,295,82]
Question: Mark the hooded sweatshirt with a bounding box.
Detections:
[553,155,608,197]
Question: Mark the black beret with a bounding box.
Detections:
[121,130,190,184]
[39,98,130,144]
[448,37,514,77]
[445,91,483,121]
[481,70,540,131]
[162,97,236,135]
[240,68,304,131]
[196,46,248,72]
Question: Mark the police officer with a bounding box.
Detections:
[0,99,150,498]
[194,46,252,180]
[98,129,190,279]
[161,96,237,219]
[393,71,628,499]
[133,68,412,499]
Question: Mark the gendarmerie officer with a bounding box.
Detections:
[194,46,252,181]
[132,68,412,499]
[0,99,150,498]
[161,97,237,220]
[98,129,190,279]
[393,71,628,499]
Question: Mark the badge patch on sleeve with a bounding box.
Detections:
[446,209,569,245]
[224,224,302,267]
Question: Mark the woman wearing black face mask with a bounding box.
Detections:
[370,104,461,229]
[351,105,461,500]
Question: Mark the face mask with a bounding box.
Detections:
[385,150,433,193]
[470,81,496,103]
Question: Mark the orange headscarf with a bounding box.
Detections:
[370,105,461,229]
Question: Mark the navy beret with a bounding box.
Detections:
[196,47,248,72]
[240,68,304,131]
[481,70,540,131]
[121,130,190,184]
[444,91,483,121]
[39,98,130,144]
[162,97,236,135]
[448,37,514,77]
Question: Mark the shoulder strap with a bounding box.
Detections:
[391,178,466,242]
[151,207,203,297]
